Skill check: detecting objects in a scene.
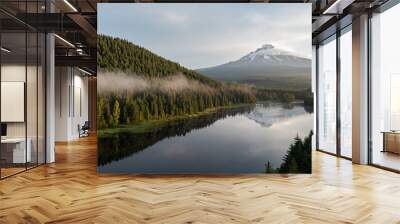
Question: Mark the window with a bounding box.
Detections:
[317,36,337,154]
[339,27,352,158]
[370,3,400,171]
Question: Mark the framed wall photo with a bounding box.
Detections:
[97,3,313,174]
[1,81,25,122]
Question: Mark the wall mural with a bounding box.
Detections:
[97,3,313,174]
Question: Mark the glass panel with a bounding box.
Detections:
[340,29,352,158]
[371,4,400,171]
[1,31,27,177]
[0,1,46,178]
[38,33,45,165]
[318,36,337,154]
[24,0,40,170]
[27,31,38,169]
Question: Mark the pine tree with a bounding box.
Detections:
[112,100,120,128]
[97,97,107,129]
[288,158,299,173]
[265,161,275,173]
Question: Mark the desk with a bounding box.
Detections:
[382,131,400,154]
[1,138,31,163]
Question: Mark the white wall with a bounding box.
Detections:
[45,3,56,164]
[55,67,89,141]
[55,66,70,141]
[352,14,369,164]
[72,73,89,138]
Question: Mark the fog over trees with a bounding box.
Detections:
[97,35,312,129]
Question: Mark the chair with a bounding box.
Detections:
[79,121,90,138]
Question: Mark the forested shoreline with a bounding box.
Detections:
[98,89,256,129]
[97,35,313,130]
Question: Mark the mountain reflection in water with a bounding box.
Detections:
[246,102,309,127]
[98,102,313,174]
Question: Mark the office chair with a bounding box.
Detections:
[79,121,90,138]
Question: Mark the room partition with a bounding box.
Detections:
[0,1,46,179]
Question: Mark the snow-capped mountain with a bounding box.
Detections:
[196,44,311,90]
[237,44,310,66]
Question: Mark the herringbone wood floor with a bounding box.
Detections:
[1,136,400,224]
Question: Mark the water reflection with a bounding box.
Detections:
[98,102,313,174]
[246,102,309,127]
[98,105,254,166]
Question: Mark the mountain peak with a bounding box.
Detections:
[241,44,287,62]
[239,44,307,63]
[260,44,274,49]
[196,43,311,90]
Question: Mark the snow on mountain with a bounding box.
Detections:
[241,44,296,60]
[196,44,311,89]
[234,44,310,66]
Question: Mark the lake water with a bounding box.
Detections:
[98,102,313,174]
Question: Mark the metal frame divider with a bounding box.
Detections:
[336,28,341,157]
[0,26,2,179]
[367,10,373,165]
[36,0,39,168]
[25,1,28,171]
[315,44,319,151]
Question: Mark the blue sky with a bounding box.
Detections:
[98,3,311,69]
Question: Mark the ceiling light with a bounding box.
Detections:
[1,47,11,53]
[76,48,86,56]
[322,0,354,15]
[54,34,75,48]
[78,67,93,76]
[63,0,78,12]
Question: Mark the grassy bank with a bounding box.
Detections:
[98,103,252,138]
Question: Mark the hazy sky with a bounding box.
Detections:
[98,3,311,69]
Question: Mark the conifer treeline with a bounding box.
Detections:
[265,131,312,173]
[98,89,256,129]
[256,88,313,105]
[97,35,256,129]
[98,35,219,87]
[278,131,312,173]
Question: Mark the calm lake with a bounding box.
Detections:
[98,102,313,174]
